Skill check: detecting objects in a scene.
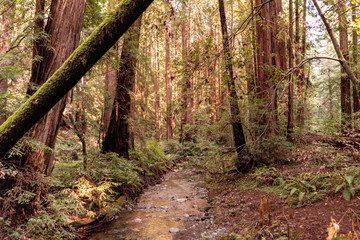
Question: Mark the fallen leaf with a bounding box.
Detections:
[326,217,340,240]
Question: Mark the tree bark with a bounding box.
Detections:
[338,0,351,124]
[218,0,249,172]
[0,0,154,160]
[24,0,87,175]
[0,1,14,124]
[287,0,294,138]
[255,0,286,134]
[102,15,142,158]
[28,0,45,96]
[155,28,162,141]
[102,1,118,142]
[296,0,306,127]
[180,4,188,143]
[102,60,117,141]
[129,60,137,150]
[165,0,173,140]
[352,3,359,113]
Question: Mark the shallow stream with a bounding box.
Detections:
[89,167,209,240]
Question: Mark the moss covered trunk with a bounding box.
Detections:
[0,0,154,159]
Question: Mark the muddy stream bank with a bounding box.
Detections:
[89,166,227,240]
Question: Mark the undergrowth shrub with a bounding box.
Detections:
[130,140,173,176]
[1,139,175,239]
[86,152,142,190]
[251,135,293,165]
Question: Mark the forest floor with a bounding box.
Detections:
[86,134,360,239]
[206,166,360,239]
[201,133,360,239]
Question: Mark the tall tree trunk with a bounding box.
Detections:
[0,1,14,124]
[180,4,188,143]
[102,0,118,142]
[287,0,294,138]
[0,0,154,160]
[128,64,137,150]
[218,0,249,173]
[338,0,351,125]
[155,28,162,141]
[186,0,193,124]
[255,0,286,135]
[251,0,258,89]
[24,0,87,175]
[28,0,45,95]
[165,0,173,140]
[102,61,117,142]
[297,0,306,127]
[352,3,359,114]
[102,15,142,158]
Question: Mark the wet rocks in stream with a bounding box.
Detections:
[89,167,222,240]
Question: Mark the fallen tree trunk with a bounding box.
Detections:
[0,0,154,159]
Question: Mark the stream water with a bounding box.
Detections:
[88,167,209,240]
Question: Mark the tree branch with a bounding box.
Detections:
[312,0,358,89]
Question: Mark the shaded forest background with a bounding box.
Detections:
[0,0,360,239]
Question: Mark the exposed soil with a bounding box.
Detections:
[207,174,360,239]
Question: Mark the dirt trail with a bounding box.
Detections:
[89,167,224,240]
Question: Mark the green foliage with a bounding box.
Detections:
[229,232,242,240]
[277,173,337,207]
[334,167,360,201]
[251,165,279,186]
[84,0,107,29]
[0,162,18,179]
[251,135,293,165]
[130,140,174,176]
[23,210,77,240]
[87,152,141,187]
[5,187,37,205]
[1,138,176,239]
[5,207,77,240]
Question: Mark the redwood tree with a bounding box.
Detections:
[338,0,351,124]
[102,16,142,158]
[255,0,287,134]
[287,0,294,138]
[180,3,191,143]
[0,1,14,124]
[352,2,359,114]
[24,0,87,175]
[165,0,173,140]
[28,0,45,96]
[296,0,307,127]
[102,59,117,141]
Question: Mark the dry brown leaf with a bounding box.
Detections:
[327,217,340,240]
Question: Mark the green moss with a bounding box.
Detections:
[0,0,154,158]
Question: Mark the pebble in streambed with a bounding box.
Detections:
[89,167,209,240]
